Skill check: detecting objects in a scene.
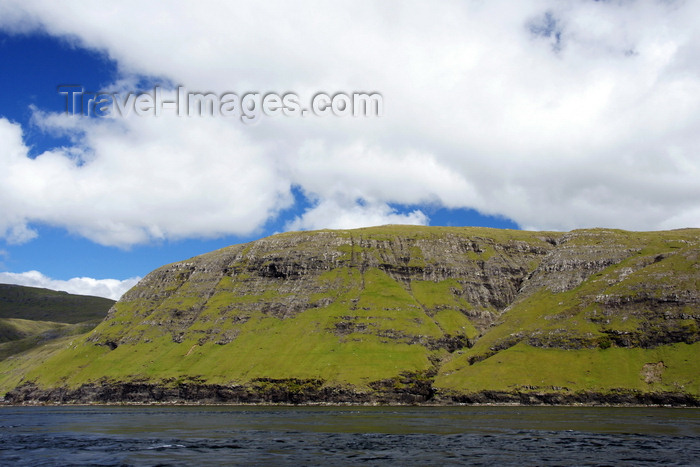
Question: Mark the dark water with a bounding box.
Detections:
[1,405,699,466]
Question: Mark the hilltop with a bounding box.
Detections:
[1,226,698,405]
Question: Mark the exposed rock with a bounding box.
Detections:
[641,362,665,384]
[5,381,698,407]
[3,226,698,405]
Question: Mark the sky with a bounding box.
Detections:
[0,0,698,300]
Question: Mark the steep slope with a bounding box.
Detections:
[2,226,698,405]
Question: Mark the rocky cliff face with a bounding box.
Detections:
[2,226,698,405]
[94,228,554,346]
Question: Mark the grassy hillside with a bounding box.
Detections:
[0,285,113,367]
[0,284,114,324]
[1,226,697,404]
[0,318,99,362]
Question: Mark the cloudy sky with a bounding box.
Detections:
[0,0,698,300]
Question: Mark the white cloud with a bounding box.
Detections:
[0,270,140,300]
[286,195,429,232]
[287,141,477,208]
[0,0,699,247]
[1,110,292,247]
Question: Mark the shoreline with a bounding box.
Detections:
[3,382,698,408]
[2,401,698,408]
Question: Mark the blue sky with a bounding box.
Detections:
[0,1,698,299]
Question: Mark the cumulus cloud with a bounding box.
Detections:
[286,195,429,232]
[0,0,698,247]
[1,110,292,247]
[0,271,140,300]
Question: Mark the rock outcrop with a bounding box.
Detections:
[2,226,698,405]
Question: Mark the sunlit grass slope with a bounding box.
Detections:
[1,226,697,401]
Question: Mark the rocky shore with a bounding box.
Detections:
[5,381,698,407]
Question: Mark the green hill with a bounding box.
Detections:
[1,226,698,405]
[0,284,115,324]
[0,284,114,364]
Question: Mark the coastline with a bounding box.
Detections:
[3,382,698,408]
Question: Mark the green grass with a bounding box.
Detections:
[4,309,432,391]
[455,229,699,362]
[0,284,114,323]
[435,342,699,394]
[0,318,101,362]
[0,334,84,393]
[0,318,66,343]
[433,310,478,339]
[410,279,471,312]
[0,226,697,400]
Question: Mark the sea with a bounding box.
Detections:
[0,405,698,466]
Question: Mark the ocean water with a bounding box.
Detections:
[1,405,698,466]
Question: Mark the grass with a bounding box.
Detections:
[0,225,697,400]
[435,342,699,395]
[0,334,84,393]
[0,318,67,343]
[0,318,101,362]
[3,311,432,391]
[410,279,471,312]
[0,284,114,323]
[433,310,479,339]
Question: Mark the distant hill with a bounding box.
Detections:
[0,285,114,363]
[0,284,114,324]
[1,226,698,405]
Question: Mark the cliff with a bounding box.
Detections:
[2,226,698,405]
